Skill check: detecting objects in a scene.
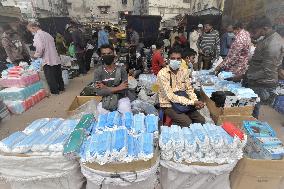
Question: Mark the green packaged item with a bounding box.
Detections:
[68,44,76,58]
[74,114,94,130]
[63,128,85,157]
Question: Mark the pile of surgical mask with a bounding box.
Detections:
[159,124,246,164]
[243,121,284,160]
[138,74,157,91]
[0,118,78,154]
[79,112,158,165]
[218,71,235,80]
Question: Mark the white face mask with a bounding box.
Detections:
[32,32,36,36]
[169,59,181,71]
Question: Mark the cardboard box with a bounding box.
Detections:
[217,116,257,128]
[201,90,254,125]
[83,148,159,172]
[67,96,102,115]
[230,157,284,189]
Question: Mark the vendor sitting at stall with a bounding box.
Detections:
[94,44,131,114]
[157,47,205,127]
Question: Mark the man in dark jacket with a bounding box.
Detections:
[244,17,284,118]
[69,25,87,75]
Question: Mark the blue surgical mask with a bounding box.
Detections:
[169,60,181,70]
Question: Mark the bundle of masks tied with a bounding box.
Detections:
[0,118,78,154]
[63,112,158,165]
[159,124,246,164]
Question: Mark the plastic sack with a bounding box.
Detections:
[0,154,85,189]
[62,70,69,86]
[160,160,237,189]
[69,100,99,120]
[131,100,158,116]
[81,157,159,189]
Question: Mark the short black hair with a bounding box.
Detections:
[174,36,180,40]
[155,40,164,49]
[248,17,272,30]
[99,44,114,56]
[233,21,244,29]
[204,20,214,26]
[182,48,197,59]
[168,47,182,57]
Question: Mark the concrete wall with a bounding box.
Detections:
[190,0,224,14]
[134,0,190,20]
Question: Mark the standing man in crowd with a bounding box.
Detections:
[170,27,179,47]
[98,26,109,49]
[157,47,205,127]
[151,40,166,75]
[217,22,251,77]
[127,26,140,51]
[220,25,235,58]
[244,17,284,118]
[94,44,131,114]
[1,24,30,65]
[189,24,203,63]
[197,21,220,70]
[27,22,64,95]
[69,25,87,75]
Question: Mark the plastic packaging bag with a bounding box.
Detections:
[0,132,27,153]
[23,118,50,135]
[131,100,158,116]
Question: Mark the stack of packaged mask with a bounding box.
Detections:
[159,124,246,164]
[79,112,158,165]
[0,73,40,88]
[0,81,46,114]
[243,121,284,160]
[0,118,78,154]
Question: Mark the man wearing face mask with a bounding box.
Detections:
[1,24,30,65]
[157,47,205,127]
[94,44,131,114]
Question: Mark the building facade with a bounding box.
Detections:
[134,0,191,21]
[67,0,134,23]
[1,0,69,18]
[190,0,224,14]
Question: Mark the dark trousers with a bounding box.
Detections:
[76,53,87,74]
[43,64,65,94]
[85,49,94,72]
[164,108,205,127]
[198,55,213,70]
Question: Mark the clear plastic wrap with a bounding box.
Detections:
[74,114,94,131]
[123,112,133,130]
[131,100,158,116]
[133,113,145,134]
[12,131,44,153]
[39,118,64,135]
[89,131,112,165]
[63,129,86,159]
[69,100,99,120]
[138,133,154,161]
[23,118,50,135]
[112,128,128,161]
[145,114,158,133]
[0,132,27,153]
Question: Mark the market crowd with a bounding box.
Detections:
[0,17,284,125]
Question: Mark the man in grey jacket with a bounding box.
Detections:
[244,17,284,118]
